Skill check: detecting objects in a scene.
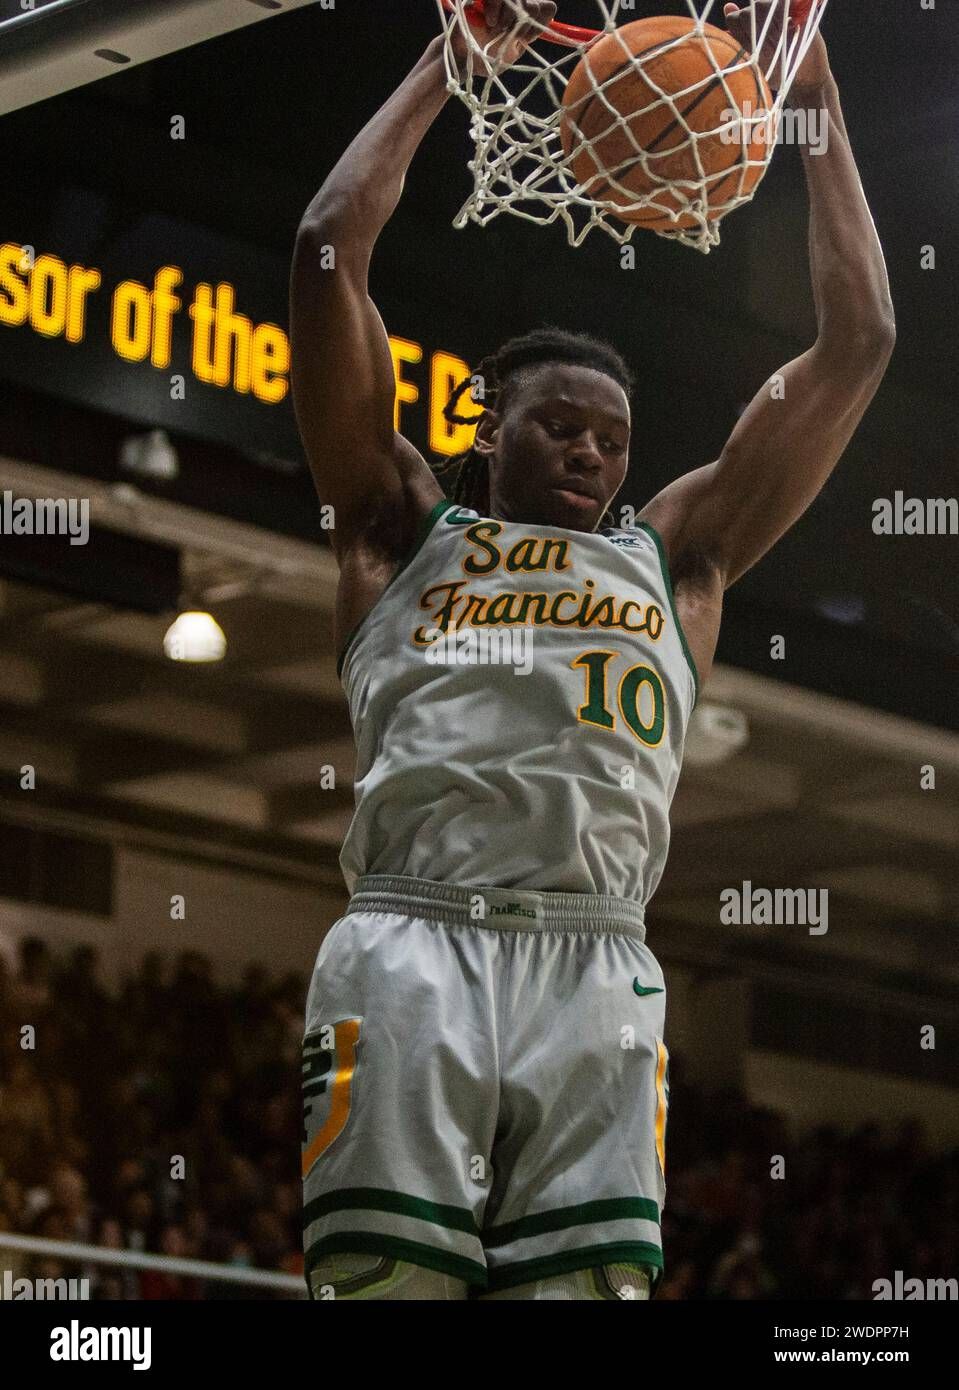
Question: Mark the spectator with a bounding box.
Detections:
[139,1223,201,1300]
[0,1056,55,1177]
[7,937,53,1024]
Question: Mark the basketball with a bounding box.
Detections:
[560,16,774,231]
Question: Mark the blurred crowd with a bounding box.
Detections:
[0,936,956,1300]
[658,1065,958,1299]
[0,938,303,1298]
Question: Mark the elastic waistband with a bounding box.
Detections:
[347,874,646,940]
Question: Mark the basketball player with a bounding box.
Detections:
[290,0,894,1300]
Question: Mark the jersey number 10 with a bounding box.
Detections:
[572,651,666,748]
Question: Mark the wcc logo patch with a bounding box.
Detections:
[604,528,656,556]
[301,1017,362,1179]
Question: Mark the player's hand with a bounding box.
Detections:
[724,2,829,93]
[448,0,558,76]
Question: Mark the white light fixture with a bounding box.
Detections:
[683,703,750,766]
[163,611,226,663]
[119,429,179,481]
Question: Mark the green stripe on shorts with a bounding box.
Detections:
[485,1241,664,1293]
[483,1196,660,1248]
[303,1185,480,1236]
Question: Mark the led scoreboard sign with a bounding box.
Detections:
[0,208,479,468]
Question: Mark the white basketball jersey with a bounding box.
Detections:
[338,501,698,906]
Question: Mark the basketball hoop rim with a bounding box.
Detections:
[440,0,595,48]
[439,0,819,50]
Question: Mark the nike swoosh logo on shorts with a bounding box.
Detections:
[632,979,664,997]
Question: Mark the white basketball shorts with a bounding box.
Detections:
[301,875,669,1297]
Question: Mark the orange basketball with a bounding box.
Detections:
[560,16,774,232]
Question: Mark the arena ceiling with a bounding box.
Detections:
[0,0,317,115]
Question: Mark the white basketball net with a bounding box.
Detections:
[437,0,827,252]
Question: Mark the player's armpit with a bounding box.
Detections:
[639,330,894,593]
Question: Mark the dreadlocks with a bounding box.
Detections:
[432,325,635,527]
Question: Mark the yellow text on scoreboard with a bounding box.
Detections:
[0,242,477,457]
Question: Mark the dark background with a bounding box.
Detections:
[1,0,957,723]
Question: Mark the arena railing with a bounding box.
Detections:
[0,1230,306,1297]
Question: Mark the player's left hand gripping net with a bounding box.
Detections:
[436,0,827,252]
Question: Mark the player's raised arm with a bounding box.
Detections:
[289,39,449,562]
[640,5,896,591]
[289,2,556,563]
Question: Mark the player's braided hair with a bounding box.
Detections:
[433,325,635,528]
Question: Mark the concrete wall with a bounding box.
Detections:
[0,844,348,989]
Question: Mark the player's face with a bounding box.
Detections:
[480,364,631,531]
